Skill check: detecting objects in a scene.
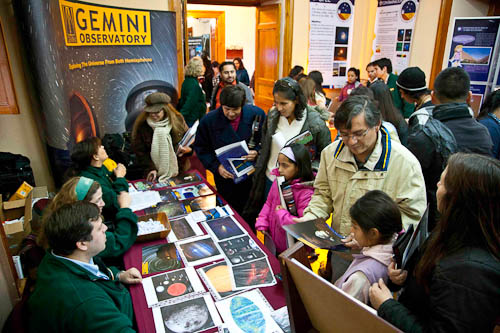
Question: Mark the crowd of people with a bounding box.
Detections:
[22,55,500,333]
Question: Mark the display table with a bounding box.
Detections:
[123,171,286,333]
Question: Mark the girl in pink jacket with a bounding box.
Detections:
[255,143,315,253]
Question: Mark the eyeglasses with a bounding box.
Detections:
[339,128,371,141]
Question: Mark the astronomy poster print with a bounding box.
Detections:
[308,0,355,88]
[447,17,500,108]
[14,0,178,185]
[371,0,419,75]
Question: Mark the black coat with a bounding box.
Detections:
[193,105,266,216]
[379,246,500,332]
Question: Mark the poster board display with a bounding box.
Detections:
[308,0,355,88]
[371,0,419,75]
[14,0,178,185]
[447,17,500,109]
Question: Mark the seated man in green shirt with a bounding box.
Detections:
[28,201,141,332]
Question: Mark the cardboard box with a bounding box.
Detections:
[279,242,401,332]
[8,181,34,201]
[136,212,171,242]
[1,186,48,255]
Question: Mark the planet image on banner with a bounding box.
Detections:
[401,0,417,21]
[335,27,349,45]
[337,1,352,21]
[162,298,213,333]
[230,296,266,333]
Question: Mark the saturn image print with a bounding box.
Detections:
[401,0,417,22]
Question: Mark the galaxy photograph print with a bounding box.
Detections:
[231,258,275,290]
[176,236,223,266]
[204,216,246,241]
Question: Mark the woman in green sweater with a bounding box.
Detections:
[177,56,207,127]
[70,137,128,221]
[41,176,138,261]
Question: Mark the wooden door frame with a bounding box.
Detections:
[168,0,187,92]
[282,0,294,78]
[187,10,226,63]
[429,0,453,89]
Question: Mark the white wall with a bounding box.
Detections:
[441,0,491,70]
[187,4,257,79]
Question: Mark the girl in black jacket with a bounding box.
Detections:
[369,153,500,332]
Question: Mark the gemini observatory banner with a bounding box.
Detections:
[371,0,419,75]
[308,0,355,88]
[14,0,178,184]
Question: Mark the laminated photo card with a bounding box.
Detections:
[175,235,224,267]
[152,293,222,333]
[186,205,234,223]
[202,216,247,242]
[142,267,205,308]
[141,243,183,275]
[159,183,213,202]
[230,257,276,290]
[217,234,266,265]
[197,261,249,301]
[167,217,204,242]
[215,289,283,333]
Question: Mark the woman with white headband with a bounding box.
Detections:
[255,143,314,253]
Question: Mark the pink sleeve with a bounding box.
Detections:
[255,181,278,231]
[295,188,314,217]
[274,208,297,227]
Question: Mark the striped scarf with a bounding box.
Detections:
[147,116,178,182]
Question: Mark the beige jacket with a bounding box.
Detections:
[303,128,427,235]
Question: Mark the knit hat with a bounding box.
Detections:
[396,67,427,91]
[143,92,171,113]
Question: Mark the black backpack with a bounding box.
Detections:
[409,106,458,168]
[0,152,36,200]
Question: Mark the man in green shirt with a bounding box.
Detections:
[373,58,415,118]
[28,201,141,332]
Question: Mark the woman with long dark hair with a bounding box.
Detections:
[233,57,250,86]
[369,153,500,332]
[370,81,409,146]
[243,77,331,224]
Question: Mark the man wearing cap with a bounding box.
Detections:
[28,201,141,332]
[397,67,433,111]
[210,61,254,110]
[373,58,415,118]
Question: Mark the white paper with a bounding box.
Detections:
[371,0,420,74]
[308,0,355,88]
[129,190,162,212]
[152,293,222,333]
[215,289,283,333]
[175,235,224,267]
[271,307,291,333]
[142,267,205,308]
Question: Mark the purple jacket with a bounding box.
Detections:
[255,170,314,253]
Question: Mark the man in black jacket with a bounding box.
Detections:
[431,67,493,156]
[406,67,492,229]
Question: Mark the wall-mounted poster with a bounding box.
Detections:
[308,0,355,88]
[14,0,178,185]
[447,18,500,83]
[371,0,419,75]
[447,17,500,106]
